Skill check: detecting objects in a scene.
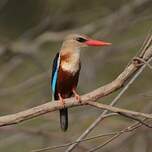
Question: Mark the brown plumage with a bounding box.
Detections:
[56,65,81,99]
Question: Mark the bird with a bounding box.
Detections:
[51,34,111,131]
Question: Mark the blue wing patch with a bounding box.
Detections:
[51,52,60,96]
[52,68,58,94]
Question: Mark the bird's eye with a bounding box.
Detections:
[76,37,87,43]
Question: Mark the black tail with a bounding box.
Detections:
[60,108,68,131]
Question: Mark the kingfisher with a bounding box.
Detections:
[51,34,111,131]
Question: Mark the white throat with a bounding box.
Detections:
[61,49,80,74]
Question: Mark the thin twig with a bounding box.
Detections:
[88,119,151,152]
[32,132,116,152]
[118,112,152,128]
[65,34,152,152]
[31,115,152,152]
[87,101,152,119]
[31,113,117,152]
[133,57,152,69]
[87,94,152,152]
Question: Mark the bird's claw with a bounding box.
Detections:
[61,99,65,107]
[72,89,81,103]
[58,93,65,108]
[75,94,81,103]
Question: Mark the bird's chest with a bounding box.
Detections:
[56,52,80,97]
[57,67,80,97]
[60,53,80,74]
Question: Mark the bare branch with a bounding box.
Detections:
[77,70,152,152]
[0,92,152,127]
[0,34,151,128]
[88,118,152,152]
[66,33,152,152]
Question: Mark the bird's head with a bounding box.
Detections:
[61,34,111,50]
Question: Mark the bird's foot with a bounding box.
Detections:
[72,89,81,103]
[58,93,65,107]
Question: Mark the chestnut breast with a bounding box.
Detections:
[56,65,80,98]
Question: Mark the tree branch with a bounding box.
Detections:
[0,34,151,128]
[0,92,152,127]
[66,33,152,152]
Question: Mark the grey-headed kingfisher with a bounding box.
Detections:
[51,34,111,131]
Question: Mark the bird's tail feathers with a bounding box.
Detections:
[60,108,68,131]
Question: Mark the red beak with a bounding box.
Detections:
[85,39,111,46]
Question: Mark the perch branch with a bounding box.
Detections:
[0,94,152,127]
[0,34,151,129]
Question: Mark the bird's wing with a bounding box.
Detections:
[51,52,60,100]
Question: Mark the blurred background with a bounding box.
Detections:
[0,0,152,152]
